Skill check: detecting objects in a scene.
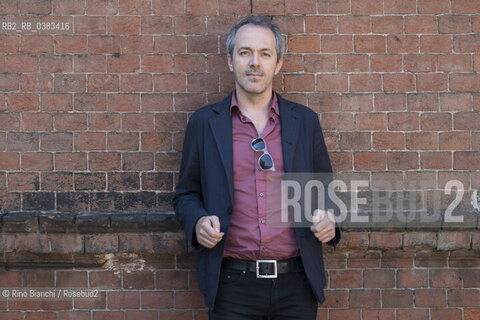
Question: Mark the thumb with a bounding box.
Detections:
[312,209,325,223]
[209,216,221,233]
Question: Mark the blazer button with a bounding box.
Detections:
[227,207,232,214]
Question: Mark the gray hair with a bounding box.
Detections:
[226,16,284,62]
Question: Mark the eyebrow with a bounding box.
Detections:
[237,46,272,52]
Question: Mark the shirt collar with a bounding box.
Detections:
[230,90,280,117]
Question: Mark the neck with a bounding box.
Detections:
[234,87,273,115]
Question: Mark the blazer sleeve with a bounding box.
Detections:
[312,114,341,247]
[173,114,208,249]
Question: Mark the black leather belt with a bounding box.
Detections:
[221,256,304,278]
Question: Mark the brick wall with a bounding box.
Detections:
[0,0,479,318]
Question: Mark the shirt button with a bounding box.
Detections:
[263,246,267,250]
[261,219,265,224]
[259,192,264,197]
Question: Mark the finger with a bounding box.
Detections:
[210,216,221,233]
[314,228,336,242]
[312,209,325,223]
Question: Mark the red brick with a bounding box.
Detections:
[439,15,470,33]
[372,16,403,34]
[415,289,447,307]
[340,132,371,150]
[339,16,370,33]
[448,289,480,307]
[405,54,437,72]
[321,35,352,53]
[152,0,184,15]
[328,152,352,170]
[465,309,480,320]
[108,291,140,309]
[24,313,57,320]
[417,73,448,91]
[219,0,250,14]
[108,94,140,112]
[7,93,39,111]
[451,74,480,91]
[55,36,87,54]
[40,55,72,73]
[397,269,428,288]
[371,54,402,72]
[137,291,172,309]
[108,16,139,35]
[406,132,437,150]
[338,54,369,72]
[142,16,173,34]
[122,36,154,54]
[349,289,381,308]
[90,271,121,289]
[373,132,405,150]
[438,54,471,72]
[154,74,186,93]
[74,133,106,151]
[120,74,152,92]
[316,74,348,92]
[59,312,91,320]
[142,94,173,112]
[21,35,54,54]
[473,16,480,32]
[387,35,418,53]
[122,113,154,131]
[429,269,462,288]
[388,112,419,131]
[87,74,119,92]
[387,152,418,170]
[55,113,87,131]
[355,113,386,130]
[418,0,450,13]
[354,152,386,170]
[363,310,395,320]
[350,74,381,92]
[41,94,73,111]
[304,55,335,72]
[454,112,480,130]
[22,113,53,131]
[430,308,463,320]
[440,132,470,150]
[421,35,452,53]
[354,35,385,53]
[437,231,471,249]
[54,74,86,93]
[88,35,121,54]
[107,133,139,151]
[385,0,416,13]
[305,16,337,33]
[405,16,437,34]
[21,74,54,92]
[74,173,107,191]
[383,73,415,92]
[55,153,87,171]
[285,74,315,92]
[454,35,480,53]
[352,0,382,14]
[92,311,123,320]
[22,153,53,171]
[6,55,38,73]
[119,0,150,14]
[407,93,438,111]
[74,16,106,34]
[452,0,480,13]
[288,35,320,53]
[141,133,172,151]
[383,289,415,308]
[252,0,284,15]
[421,112,451,130]
[89,152,121,171]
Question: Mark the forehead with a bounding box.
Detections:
[234,24,276,50]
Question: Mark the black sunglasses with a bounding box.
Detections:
[251,137,275,171]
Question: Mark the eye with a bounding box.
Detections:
[239,51,248,56]
[262,52,271,57]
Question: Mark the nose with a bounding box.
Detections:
[249,52,260,67]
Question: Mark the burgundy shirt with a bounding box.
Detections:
[223,92,300,261]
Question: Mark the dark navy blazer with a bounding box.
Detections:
[173,93,341,310]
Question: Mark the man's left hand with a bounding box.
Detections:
[310,209,336,243]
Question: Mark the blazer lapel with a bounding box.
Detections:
[209,94,234,204]
[278,95,301,172]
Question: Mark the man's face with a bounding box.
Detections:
[228,24,283,96]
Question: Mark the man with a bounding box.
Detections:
[174,16,340,319]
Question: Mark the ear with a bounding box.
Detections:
[274,57,283,75]
[227,54,233,72]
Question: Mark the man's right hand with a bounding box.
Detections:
[195,215,224,248]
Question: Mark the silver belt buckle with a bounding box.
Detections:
[256,260,277,278]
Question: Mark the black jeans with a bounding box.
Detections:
[209,269,318,320]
